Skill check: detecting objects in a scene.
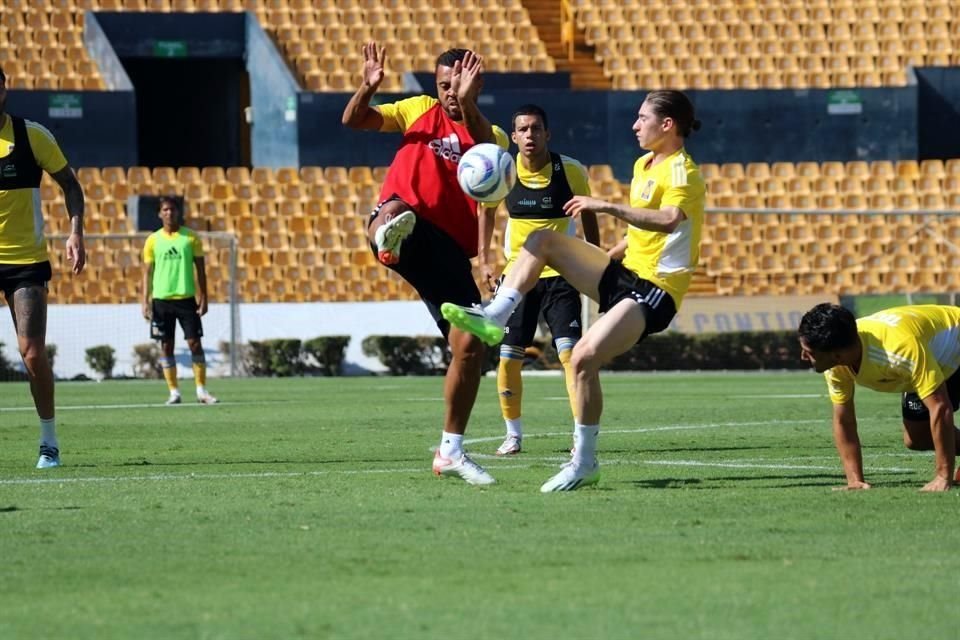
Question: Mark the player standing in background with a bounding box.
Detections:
[0,66,86,469]
[476,104,599,456]
[141,197,218,406]
[798,303,960,491]
[341,42,509,485]
[444,90,705,491]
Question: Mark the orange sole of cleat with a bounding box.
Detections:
[378,250,398,265]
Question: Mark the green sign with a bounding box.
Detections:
[827,90,862,115]
[153,40,188,58]
[48,94,82,119]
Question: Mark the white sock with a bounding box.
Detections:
[439,432,464,459]
[485,287,523,326]
[572,423,599,465]
[505,418,523,438]
[196,385,207,396]
[169,388,181,397]
[40,417,58,449]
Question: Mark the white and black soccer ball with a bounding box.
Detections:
[457,143,517,204]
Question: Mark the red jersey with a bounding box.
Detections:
[377,96,507,257]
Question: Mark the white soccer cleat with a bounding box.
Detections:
[495,434,522,456]
[197,391,219,405]
[432,450,496,485]
[540,459,600,493]
[36,445,60,469]
[374,210,416,265]
[165,392,182,406]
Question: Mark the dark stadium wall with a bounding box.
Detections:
[915,68,960,161]
[299,86,920,181]
[4,90,137,168]
[92,11,298,168]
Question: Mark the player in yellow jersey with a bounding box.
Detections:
[0,66,86,469]
[443,90,704,491]
[477,104,599,456]
[798,303,960,492]
[141,197,217,406]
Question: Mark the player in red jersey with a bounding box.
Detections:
[342,42,509,485]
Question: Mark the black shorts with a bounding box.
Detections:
[0,261,52,300]
[597,260,677,338]
[151,298,203,341]
[368,199,479,337]
[902,367,960,421]
[502,275,582,348]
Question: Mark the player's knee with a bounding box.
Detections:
[525,229,555,255]
[20,346,48,374]
[186,338,203,354]
[367,200,407,243]
[450,331,485,363]
[570,341,600,377]
[902,430,927,450]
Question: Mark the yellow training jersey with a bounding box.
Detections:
[621,149,705,308]
[502,154,591,278]
[825,305,960,404]
[0,117,68,264]
[376,95,509,147]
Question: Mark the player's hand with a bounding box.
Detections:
[480,264,496,293]
[452,51,483,104]
[66,232,85,274]
[832,480,871,491]
[563,196,607,219]
[197,295,208,317]
[920,476,952,492]
[141,301,152,321]
[361,41,386,90]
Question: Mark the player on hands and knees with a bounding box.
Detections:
[443,90,705,491]
[799,303,960,492]
[342,42,510,485]
[474,104,599,457]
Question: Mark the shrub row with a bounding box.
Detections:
[2,331,805,381]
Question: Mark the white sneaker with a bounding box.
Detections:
[197,391,219,405]
[374,210,416,265]
[165,393,182,406]
[36,445,60,469]
[496,434,522,456]
[432,450,495,485]
[540,459,600,493]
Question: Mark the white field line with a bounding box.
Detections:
[0,419,917,485]
[0,400,293,412]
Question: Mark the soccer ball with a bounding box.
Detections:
[457,143,516,204]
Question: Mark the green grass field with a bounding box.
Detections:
[1,373,957,639]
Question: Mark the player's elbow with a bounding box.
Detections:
[659,211,684,233]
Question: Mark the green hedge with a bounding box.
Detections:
[209,331,806,378]
[229,336,351,378]
[359,331,806,375]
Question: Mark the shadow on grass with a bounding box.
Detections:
[627,471,918,489]
[0,505,82,513]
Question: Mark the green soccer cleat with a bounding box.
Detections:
[440,303,505,346]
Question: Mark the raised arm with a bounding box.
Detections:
[49,165,85,274]
[831,401,870,490]
[451,51,495,144]
[919,384,955,492]
[341,42,386,130]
